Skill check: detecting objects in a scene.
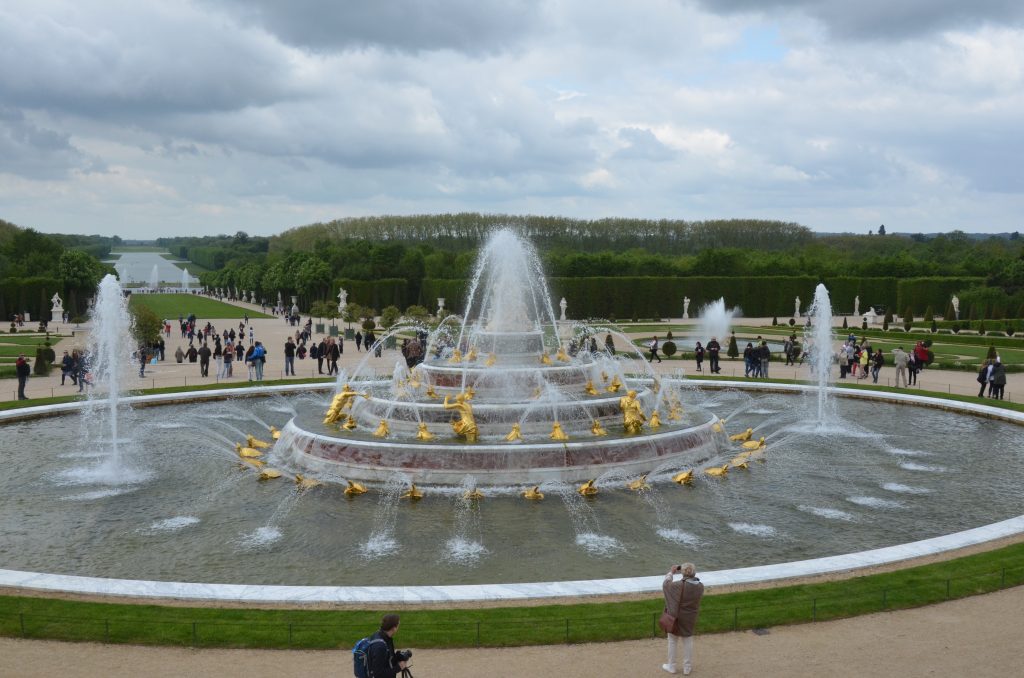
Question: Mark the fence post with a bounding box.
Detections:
[476,621,481,647]
[192,621,198,647]
[565,618,570,644]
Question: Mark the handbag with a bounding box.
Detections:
[658,576,685,634]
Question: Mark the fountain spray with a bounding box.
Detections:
[806,283,834,425]
[149,264,159,291]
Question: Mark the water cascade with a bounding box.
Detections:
[806,283,835,425]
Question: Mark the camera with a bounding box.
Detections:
[396,649,413,662]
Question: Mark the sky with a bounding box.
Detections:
[1,0,1023,238]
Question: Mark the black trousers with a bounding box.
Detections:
[18,375,28,399]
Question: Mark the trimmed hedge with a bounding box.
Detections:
[896,277,984,316]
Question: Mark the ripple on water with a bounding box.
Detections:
[61,488,133,501]
[898,462,947,473]
[444,538,488,565]
[238,526,282,549]
[885,447,933,457]
[148,516,200,532]
[882,483,932,494]
[657,528,702,546]
[846,496,906,509]
[361,534,398,560]
[728,522,777,537]
[797,505,856,521]
[575,532,624,556]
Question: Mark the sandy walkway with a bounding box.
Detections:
[2,585,1021,677]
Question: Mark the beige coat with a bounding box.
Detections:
[662,575,704,637]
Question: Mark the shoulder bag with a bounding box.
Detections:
[658,577,685,634]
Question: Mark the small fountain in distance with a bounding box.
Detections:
[149,264,159,292]
[180,267,190,293]
[805,283,835,427]
[697,298,737,346]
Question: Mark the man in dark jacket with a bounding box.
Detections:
[16,354,31,400]
[198,343,211,377]
[283,338,296,376]
[316,338,327,374]
[366,614,408,678]
[706,337,721,374]
[662,562,704,675]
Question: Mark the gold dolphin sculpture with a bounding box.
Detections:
[522,486,544,500]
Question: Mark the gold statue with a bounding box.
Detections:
[449,348,463,364]
[649,411,662,429]
[626,474,650,492]
[269,426,281,440]
[729,428,754,442]
[741,436,766,450]
[668,403,684,421]
[672,470,694,485]
[485,353,497,367]
[425,384,439,399]
[704,464,729,477]
[522,486,544,500]
[619,389,646,434]
[584,380,599,396]
[258,468,282,480]
[730,458,749,470]
[505,423,523,441]
[344,480,368,496]
[712,418,726,433]
[555,345,570,362]
[466,347,478,362]
[464,488,485,501]
[590,420,608,436]
[239,457,265,469]
[578,479,598,496]
[415,422,435,441]
[373,419,390,438]
[606,375,623,393]
[324,384,361,425]
[401,483,424,500]
[444,393,478,442]
[464,386,476,401]
[294,474,323,490]
[246,434,271,449]
[342,415,357,431]
[531,386,542,399]
[408,374,421,389]
[540,352,553,365]
[600,371,609,382]
[235,442,262,458]
[550,422,569,441]
[652,379,661,393]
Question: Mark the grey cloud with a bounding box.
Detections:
[692,0,1024,39]
[0,107,105,179]
[203,0,540,54]
[614,127,677,161]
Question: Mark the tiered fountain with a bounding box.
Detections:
[280,230,725,487]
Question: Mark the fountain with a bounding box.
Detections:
[181,267,190,293]
[697,298,736,345]
[806,283,835,425]
[280,230,725,487]
[149,264,159,292]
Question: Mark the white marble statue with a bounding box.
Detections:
[290,296,299,317]
[337,287,348,314]
[854,295,860,317]
[951,295,960,320]
[794,296,801,319]
[50,293,64,323]
[559,297,567,321]
[437,297,446,316]
[683,297,690,320]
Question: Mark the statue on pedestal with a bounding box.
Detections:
[559,297,567,321]
[337,287,348,315]
[50,293,64,324]
[854,295,860,317]
[437,297,446,317]
[952,295,960,320]
[794,296,801,319]
[683,297,690,319]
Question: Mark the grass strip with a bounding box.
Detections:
[0,543,1022,649]
[128,294,273,320]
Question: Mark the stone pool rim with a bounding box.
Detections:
[2,380,1022,605]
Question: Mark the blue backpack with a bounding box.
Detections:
[352,636,386,678]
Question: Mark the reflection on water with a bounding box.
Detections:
[1,390,1023,586]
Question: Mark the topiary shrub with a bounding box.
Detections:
[930,319,938,333]
[662,341,677,357]
[862,318,868,330]
[788,318,796,326]
[772,316,778,326]
[883,316,889,331]
[951,322,960,334]
[361,319,376,331]
[842,317,848,329]
[666,330,673,340]
[1006,322,1015,337]
[978,320,987,336]
[32,346,52,376]
[727,333,739,358]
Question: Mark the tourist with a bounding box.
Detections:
[893,346,909,388]
[648,336,662,363]
[245,344,256,381]
[328,337,341,375]
[138,345,148,378]
[174,346,184,363]
[706,337,721,374]
[60,350,75,385]
[857,345,869,379]
[694,341,704,373]
[783,336,793,366]
[743,342,754,377]
[284,337,296,376]
[296,340,307,361]
[316,337,327,374]
[364,614,410,678]
[213,339,223,377]
[991,358,1007,400]
[223,340,234,377]
[605,333,615,355]
[871,348,884,383]
[235,340,244,364]
[662,562,704,675]
[249,325,254,346]
[908,350,919,385]
[251,341,266,381]
[75,351,88,392]
[355,330,363,352]
[15,353,30,400]
[977,360,993,398]
[198,343,211,377]
[186,345,197,363]
[758,340,771,379]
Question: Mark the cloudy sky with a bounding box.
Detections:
[2,0,1023,238]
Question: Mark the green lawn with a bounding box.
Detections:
[128,294,272,320]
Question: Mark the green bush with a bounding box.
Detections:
[727,333,739,358]
[842,317,848,329]
[380,305,401,329]
[662,341,677,357]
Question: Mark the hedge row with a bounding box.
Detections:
[0,277,94,322]
[186,246,229,271]
[895,277,984,316]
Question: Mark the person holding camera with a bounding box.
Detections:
[661,562,704,675]
[366,614,412,678]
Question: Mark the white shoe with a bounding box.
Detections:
[662,664,677,674]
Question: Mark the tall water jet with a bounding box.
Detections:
[806,283,834,425]
[697,298,736,345]
[181,267,190,293]
[149,265,160,292]
[87,274,136,474]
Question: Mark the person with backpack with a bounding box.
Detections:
[354,614,410,678]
